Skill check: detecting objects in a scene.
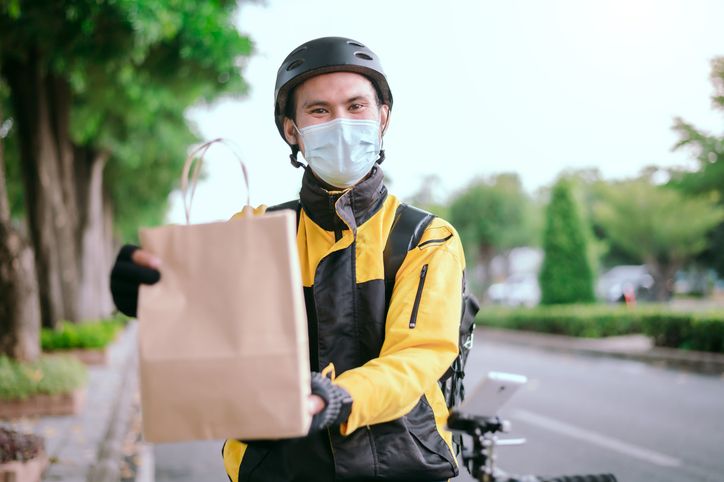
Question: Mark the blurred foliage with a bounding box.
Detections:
[448,174,538,299]
[551,169,609,275]
[41,316,125,350]
[0,353,87,400]
[478,304,643,338]
[672,56,724,277]
[449,173,537,262]
[0,0,253,239]
[594,177,724,299]
[477,304,724,353]
[407,174,449,218]
[0,80,23,221]
[539,179,595,304]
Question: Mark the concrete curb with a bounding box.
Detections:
[134,443,154,482]
[477,326,724,376]
[86,321,141,482]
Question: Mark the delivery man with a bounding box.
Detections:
[110,37,466,482]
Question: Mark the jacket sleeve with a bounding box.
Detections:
[334,218,465,435]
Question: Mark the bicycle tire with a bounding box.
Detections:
[536,475,617,482]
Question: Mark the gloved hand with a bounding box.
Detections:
[308,372,353,433]
[110,244,161,317]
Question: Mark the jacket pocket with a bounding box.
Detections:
[409,264,429,328]
[370,396,458,480]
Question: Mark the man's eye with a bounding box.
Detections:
[350,104,365,111]
[310,108,328,114]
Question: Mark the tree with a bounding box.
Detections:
[0,89,41,361]
[539,179,595,305]
[449,174,536,297]
[672,56,724,277]
[0,1,252,328]
[547,168,608,276]
[594,179,724,301]
[407,174,449,218]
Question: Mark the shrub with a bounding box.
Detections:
[0,354,88,401]
[479,304,643,338]
[539,180,596,304]
[640,311,724,353]
[477,304,724,353]
[0,428,44,463]
[41,317,125,351]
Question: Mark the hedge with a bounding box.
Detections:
[41,315,127,351]
[477,304,724,353]
[0,354,88,401]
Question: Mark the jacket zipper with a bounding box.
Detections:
[366,425,379,477]
[329,195,343,241]
[409,264,428,328]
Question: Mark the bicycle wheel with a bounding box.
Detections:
[536,475,617,482]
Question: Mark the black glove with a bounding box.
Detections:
[110,244,161,317]
[308,372,353,433]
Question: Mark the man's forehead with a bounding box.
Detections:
[295,71,376,102]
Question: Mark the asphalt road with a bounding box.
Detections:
[154,336,724,482]
[453,336,724,482]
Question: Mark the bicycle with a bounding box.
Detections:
[447,380,618,482]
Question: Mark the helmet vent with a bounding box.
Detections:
[347,40,365,47]
[286,59,304,71]
[354,52,373,61]
[291,46,308,56]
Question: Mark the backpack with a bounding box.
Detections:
[267,201,479,410]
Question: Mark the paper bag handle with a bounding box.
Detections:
[180,138,251,224]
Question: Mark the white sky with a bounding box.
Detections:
[168,0,724,225]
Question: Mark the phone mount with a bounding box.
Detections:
[447,411,527,482]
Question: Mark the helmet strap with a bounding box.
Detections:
[377,148,386,165]
[289,145,306,169]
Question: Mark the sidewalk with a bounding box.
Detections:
[5,321,720,482]
[477,326,724,376]
[1,321,147,482]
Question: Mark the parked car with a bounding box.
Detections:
[487,274,541,307]
[596,265,654,303]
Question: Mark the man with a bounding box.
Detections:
[110,37,466,482]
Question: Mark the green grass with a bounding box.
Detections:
[41,314,127,351]
[0,354,88,401]
[477,304,724,353]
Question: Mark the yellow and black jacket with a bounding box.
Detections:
[223,166,465,482]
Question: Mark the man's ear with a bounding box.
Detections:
[283,117,299,146]
[379,104,390,135]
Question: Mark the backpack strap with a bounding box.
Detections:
[383,203,436,308]
[266,200,302,229]
[269,200,436,307]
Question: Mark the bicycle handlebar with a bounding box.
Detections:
[447,410,618,482]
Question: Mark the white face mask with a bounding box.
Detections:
[296,118,381,188]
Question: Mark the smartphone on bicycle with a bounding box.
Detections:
[457,371,528,417]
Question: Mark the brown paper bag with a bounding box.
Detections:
[137,139,310,443]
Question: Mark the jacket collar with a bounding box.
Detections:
[299,165,388,234]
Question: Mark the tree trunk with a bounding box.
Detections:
[0,105,41,361]
[3,52,81,327]
[647,258,681,301]
[478,243,496,301]
[75,148,114,320]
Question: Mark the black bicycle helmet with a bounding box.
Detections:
[274,36,393,142]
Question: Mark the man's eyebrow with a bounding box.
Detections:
[346,95,372,104]
[302,99,330,108]
[302,95,373,109]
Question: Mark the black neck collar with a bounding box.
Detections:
[299,165,388,233]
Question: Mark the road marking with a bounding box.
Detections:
[510,409,682,468]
